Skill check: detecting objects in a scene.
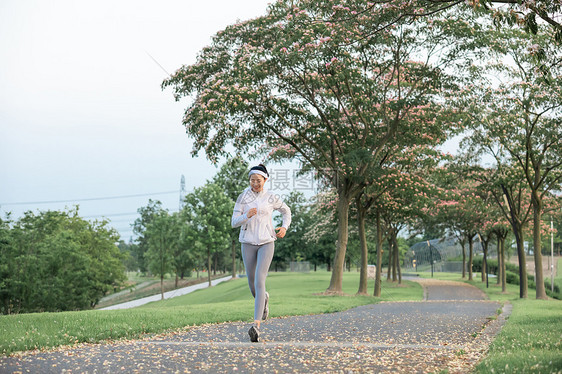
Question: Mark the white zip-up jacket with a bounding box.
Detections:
[231,187,291,245]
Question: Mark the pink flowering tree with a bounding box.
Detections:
[381,167,436,285]
[460,158,534,297]
[474,184,508,283]
[463,25,562,299]
[163,2,472,293]
[430,170,490,281]
[356,145,441,296]
[303,191,339,271]
[325,0,561,53]
[465,165,519,291]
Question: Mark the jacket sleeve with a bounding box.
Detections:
[231,194,250,228]
[274,199,292,230]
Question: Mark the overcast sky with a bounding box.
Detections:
[0,0,274,239]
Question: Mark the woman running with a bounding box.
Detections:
[231,164,291,342]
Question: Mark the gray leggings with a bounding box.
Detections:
[241,242,274,321]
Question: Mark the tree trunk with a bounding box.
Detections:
[207,247,212,287]
[327,192,350,294]
[496,237,501,286]
[532,195,547,299]
[501,243,507,293]
[461,242,466,279]
[386,236,393,282]
[392,235,398,282]
[175,273,179,288]
[374,211,383,297]
[514,226,528,298]
[502,185,527,298]
[482,238,488,283]
[500,236,507,293]
[468,235,474,281]
[356,199,368,295]
[231,239,237,278]
[394,234,401,284]
[160,275,164,300]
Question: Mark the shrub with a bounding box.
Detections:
[472,257,560,299]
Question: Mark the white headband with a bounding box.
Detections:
[249,170,268,179]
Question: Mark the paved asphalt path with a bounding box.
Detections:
[0,279,509,374]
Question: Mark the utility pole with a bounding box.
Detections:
[179,175,186,211]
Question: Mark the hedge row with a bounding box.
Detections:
[472,257,561,300]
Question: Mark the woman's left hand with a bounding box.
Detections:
[275,227,287,238]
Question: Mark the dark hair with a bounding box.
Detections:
[250,164,269,177]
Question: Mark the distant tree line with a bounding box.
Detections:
[120,157,248,300]
[0,208,126,314]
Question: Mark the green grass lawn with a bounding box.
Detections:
[95,272,228,309]
[476,299,562,374]
[418,271,562,374]
[0,272,421,356]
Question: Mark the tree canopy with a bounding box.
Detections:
[163,0,561,298]
[0,208,126,314]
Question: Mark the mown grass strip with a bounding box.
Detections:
[476,299,562,374]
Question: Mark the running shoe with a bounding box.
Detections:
[248,325,260,342]
[262,292,269,320]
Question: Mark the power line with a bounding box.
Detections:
[84,209,180,219]
[83,212,140,218]
[0,190,179,206]
[145,51,171,76]
[103,217,139,223]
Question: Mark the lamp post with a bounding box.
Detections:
[428,240,433,278]
[550,216,554,293]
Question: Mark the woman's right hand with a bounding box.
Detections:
[247,208,257,218]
